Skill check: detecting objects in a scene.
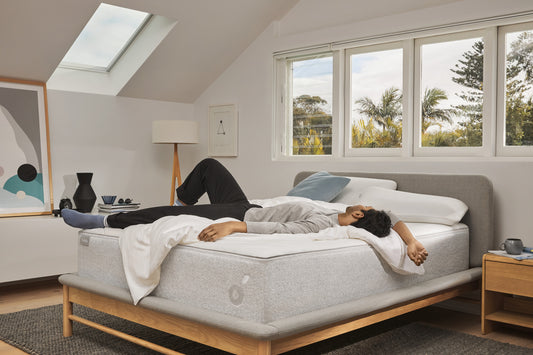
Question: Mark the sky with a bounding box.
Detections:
[62,3,149,69]
[292,56,334,114]
[351,48,403,123]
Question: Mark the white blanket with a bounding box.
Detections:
[119,197,424,304]
[313,226,425,276]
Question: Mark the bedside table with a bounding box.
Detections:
[482,253,533,334]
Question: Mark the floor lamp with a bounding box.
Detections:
[152,120,199,205]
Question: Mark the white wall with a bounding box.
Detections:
[193,0,533,247]
[0,90,195,282]
[47,90,195,207]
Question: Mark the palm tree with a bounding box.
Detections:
[421,88,456,133]
[355,87,402,132]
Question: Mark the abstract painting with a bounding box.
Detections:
[0,78,53,217]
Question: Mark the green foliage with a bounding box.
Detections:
[292,95,332,155]
[351,118,402,148]
[422,130,460,147]
[448,40,484,147]
[353,87,403,147]
[355,87,402,132]
[508,31,533,84]
[421,88,456,134]
[423,34,533,148]
[505,31,533,146]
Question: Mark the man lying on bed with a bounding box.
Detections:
[63,158,428,266]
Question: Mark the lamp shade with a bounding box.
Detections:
[152,120,199,144]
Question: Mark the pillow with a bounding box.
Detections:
[359,186,468,225]
[287,171,350,202]
[331,177,397,205]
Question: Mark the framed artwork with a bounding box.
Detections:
[208,104,238,157]
[0,78,53,217]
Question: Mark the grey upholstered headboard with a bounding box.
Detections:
[294,172,494,268]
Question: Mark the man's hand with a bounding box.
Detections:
[198,221,247,242]
[393,221,428,266]
[407,240,428,266]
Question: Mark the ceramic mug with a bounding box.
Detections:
[500,238,524,255]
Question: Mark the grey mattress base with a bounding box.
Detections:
[59,267,481,340]
[77,224,470,323]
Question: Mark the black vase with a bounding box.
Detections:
[73,172,96,213]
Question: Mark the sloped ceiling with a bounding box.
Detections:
[0,0,298,103]
[0,0,469,103]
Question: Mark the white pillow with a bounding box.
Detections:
[331,177,397,205]
[359,186,468,225]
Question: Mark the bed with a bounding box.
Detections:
[59,171,494,354]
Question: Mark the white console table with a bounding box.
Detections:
[0,215,77,283]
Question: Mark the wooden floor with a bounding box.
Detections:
[0,279,532,354]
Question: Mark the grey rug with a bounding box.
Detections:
[0,304,531,354]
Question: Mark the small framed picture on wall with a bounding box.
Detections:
[208,104,238,157]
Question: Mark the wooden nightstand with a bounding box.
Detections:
[482,253,533,334]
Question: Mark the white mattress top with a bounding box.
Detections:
[84,222,467,259]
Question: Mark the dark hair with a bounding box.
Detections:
[350,209,392,238]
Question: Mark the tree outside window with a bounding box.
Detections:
[349,47,403,149]
[290,55,333,155]
[419,37,484,147]
[504,30,533,146]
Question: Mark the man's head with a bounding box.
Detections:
[340,205,392,237]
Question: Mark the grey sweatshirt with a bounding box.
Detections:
[244,202,399,235]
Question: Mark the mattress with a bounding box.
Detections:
[77,222,469,323]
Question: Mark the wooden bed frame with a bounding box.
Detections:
[60,172,493,354]
[62,280,478,354]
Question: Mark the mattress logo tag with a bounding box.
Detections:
[80,235,90,246]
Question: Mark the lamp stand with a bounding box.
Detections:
[170,143,182,206]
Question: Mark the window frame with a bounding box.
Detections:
[273,15,533,160]
[344,41,412,157]
[496,21,533,156]
[273,51,341,160]
[413,28,496,157]
[59,4,152,73]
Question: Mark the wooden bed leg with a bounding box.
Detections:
[254,340,271,355]
[62,285,73,337]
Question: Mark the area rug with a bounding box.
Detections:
[0,304,530,354]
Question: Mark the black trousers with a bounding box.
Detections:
[107,158,259,228]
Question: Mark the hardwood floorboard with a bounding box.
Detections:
[0,280,532,354]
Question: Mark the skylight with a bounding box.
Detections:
[59,3,151,72]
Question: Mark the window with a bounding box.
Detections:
[345,43,406,156]
[60,3,151,72]
[414,30,494,156]
[498,22,533,155]
[285,54,334,156]
[274,16,533,159]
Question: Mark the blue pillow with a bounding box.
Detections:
[287,171,350,202]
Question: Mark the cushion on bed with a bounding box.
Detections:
[287,171,350,202]
[331,176,397,205]
[359,186,468,225]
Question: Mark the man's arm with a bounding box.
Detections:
[392,221,428,266]
[197,217,326,242]
[198,221,247,242]
[198,210,334,242]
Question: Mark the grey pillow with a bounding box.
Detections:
[287,171,350,202]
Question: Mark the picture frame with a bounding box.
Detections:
[0,77,54,217]
[208,104,238,157]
